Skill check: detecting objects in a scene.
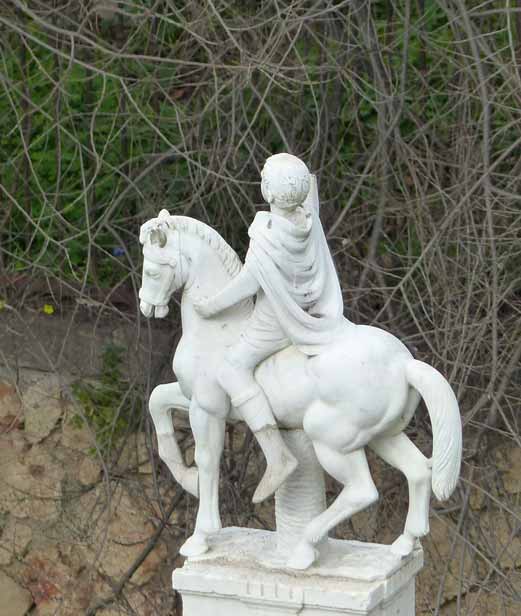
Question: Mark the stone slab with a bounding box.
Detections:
[173,527,423,615]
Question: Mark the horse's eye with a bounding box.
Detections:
[145,269,160,279]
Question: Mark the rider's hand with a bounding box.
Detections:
[193,296,216,318]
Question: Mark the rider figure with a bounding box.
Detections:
[194,153,344,503]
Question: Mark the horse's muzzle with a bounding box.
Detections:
[140,300,154,318]
[154,304,169,318]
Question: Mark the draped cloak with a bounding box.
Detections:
[245,175,344,355]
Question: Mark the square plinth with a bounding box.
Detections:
[173,527,423,615]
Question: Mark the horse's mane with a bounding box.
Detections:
[169,216,243,279]
[141,212,243,279]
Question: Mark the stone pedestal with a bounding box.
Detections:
[173,527,423,615]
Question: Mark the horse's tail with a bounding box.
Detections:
[406,359,462,501]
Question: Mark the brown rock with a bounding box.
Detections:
[126,587,165,616]
[92,578,167,616]
[23,546,96,616]
[469,484,487,511]
[81,485,166,584]
[0,380,22,416]
[495,445,521,494]
[0,570,33,616]
[78,456,101,485]
[2,446,64,520]
[0,380,23,433]
[0,432,25,468]
[61,411,95,453]
[0,434,26,515]
[416,515,475,611]
[475,509,521,571]
[438,590,519,615]
[0,516,32,565]
[117,431,153,474]
[351,506,378,542]
[23,375,64,444]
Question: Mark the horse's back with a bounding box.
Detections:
[309,322,413,414]
[255,320,413,428]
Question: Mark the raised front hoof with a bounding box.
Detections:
[390,533,415,558]
[286,542,318,570]
[180,533,209,558]
[252,457,298,504]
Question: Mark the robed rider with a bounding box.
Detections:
[194,153,344,503]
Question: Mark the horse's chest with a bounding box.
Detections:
[172,336,199,398]
[172,334,223,399]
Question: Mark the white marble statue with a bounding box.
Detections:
[139,153,462,571]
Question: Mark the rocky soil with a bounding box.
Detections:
[0,369,183,615]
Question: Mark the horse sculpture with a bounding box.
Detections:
[139,209,462,570]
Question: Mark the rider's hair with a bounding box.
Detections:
[262,153,310,208]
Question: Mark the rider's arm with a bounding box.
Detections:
[201,265,260,316]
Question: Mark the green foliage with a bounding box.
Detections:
[0,24,185,286]
[71,344,140,457]
[0,0,518,298]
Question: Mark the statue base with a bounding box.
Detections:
[173,527,423,615]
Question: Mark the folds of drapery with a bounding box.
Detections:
[245,175,344,355]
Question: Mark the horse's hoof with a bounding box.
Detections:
[390,534,415,557]
[180,534,209,558]
[287,542,317,570]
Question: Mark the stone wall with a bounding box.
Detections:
[0,369,181,615]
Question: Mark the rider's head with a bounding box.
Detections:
[261,153,310,210]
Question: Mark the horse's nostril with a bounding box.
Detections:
[140,300,154,318]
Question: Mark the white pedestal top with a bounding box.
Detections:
[173,527,423,615]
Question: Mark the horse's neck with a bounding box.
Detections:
[180,240,248,336]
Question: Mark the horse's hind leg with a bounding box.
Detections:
[369,432,431,556]
[288,444,378,570]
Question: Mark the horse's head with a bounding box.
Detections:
[139,210,188,318]
[139,210,245,320]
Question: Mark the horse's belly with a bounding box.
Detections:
[255,347,313,429]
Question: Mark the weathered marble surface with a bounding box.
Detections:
[174,527,423,615]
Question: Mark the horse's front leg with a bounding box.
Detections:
[180,400,226,557]
[148,382,198,497]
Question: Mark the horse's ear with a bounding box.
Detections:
[139,222,150,245]
[158,229,167,247]
[150,228,167,248]
[158,209,170,221]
